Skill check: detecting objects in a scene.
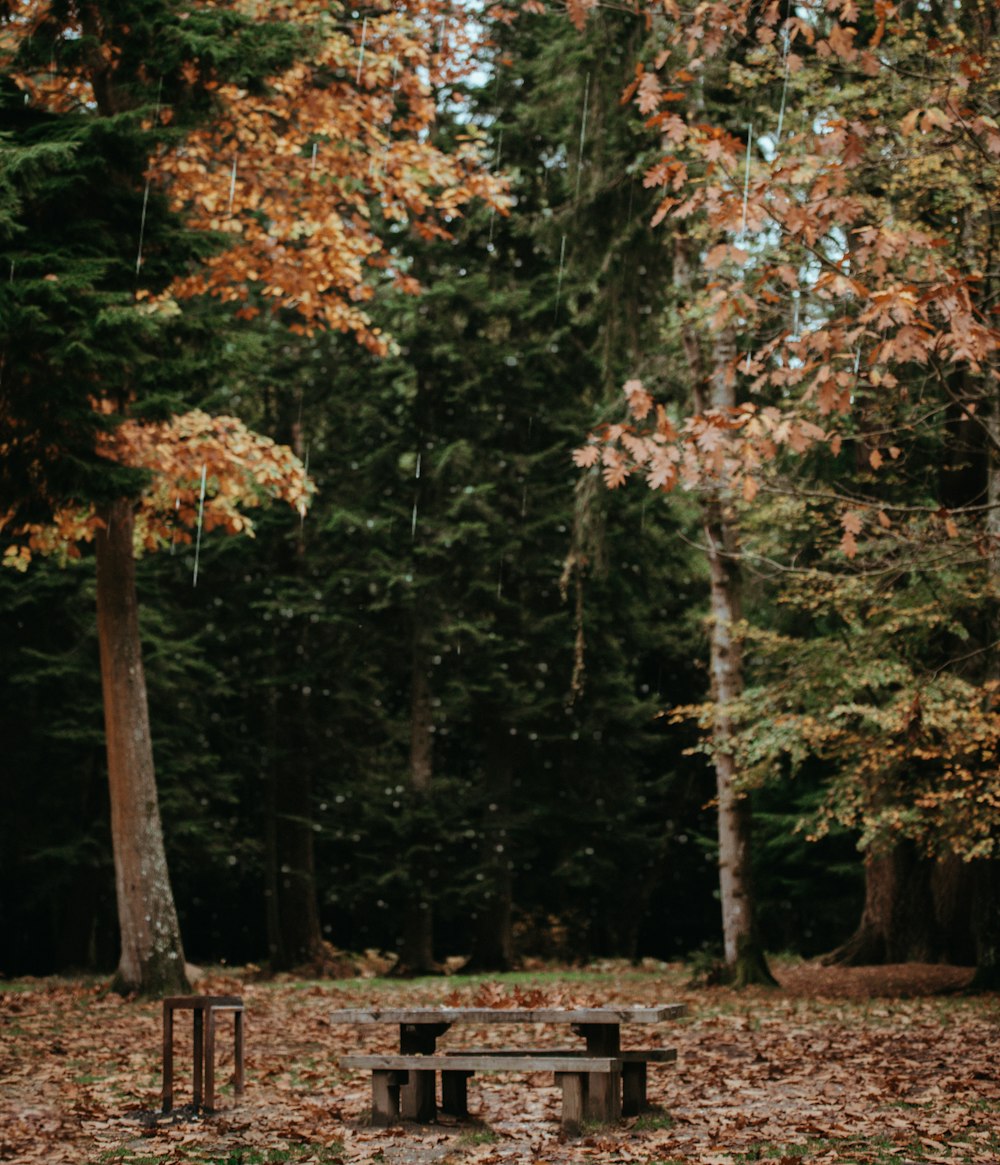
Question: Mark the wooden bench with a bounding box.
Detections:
[341,1047,676,1133]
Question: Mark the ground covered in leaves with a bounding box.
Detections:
[1,960,997,1165]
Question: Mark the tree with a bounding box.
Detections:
[573,0,1000,980]
[1,0,502,990]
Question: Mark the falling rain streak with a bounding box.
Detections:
[192,464,207,586]
[227,158,238,217]
[136,180,151,275]
[411,452,421,540]
[575,73,590,201]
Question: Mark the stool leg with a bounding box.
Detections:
[204,1007,217,1113]
[162,1003,174,1113]
[233,1009,245,1097]
[193,1009,204,1111]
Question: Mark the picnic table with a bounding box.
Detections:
[332,1004,685,1133]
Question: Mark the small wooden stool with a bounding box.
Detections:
[162,994,244,1113]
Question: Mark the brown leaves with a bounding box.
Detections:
[2,965,996,1165]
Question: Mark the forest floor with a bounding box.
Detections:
[1,958,997,1165]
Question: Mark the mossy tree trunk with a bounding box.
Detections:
[96,498,189,997]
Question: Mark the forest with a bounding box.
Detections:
[1,0,999,999]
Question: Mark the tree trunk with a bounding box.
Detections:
[970,383,1000,988]
[263,402,323,972]
[266,725,322,969]
[681,279,774,988]
[824,844,939,966]
[394,633,439,975]
[703,489,774,986]
[463,728,515,972]
[95,498,189,996]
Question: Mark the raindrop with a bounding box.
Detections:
[311,142,318,173]
[227,157,238,217]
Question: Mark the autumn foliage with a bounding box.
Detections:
[574,0,1000,556]
[0,0,506,558]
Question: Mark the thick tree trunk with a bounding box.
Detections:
[95,498,189,996]
[394,634,439,975]
[824,844,938,966]
[970,859,1000,989]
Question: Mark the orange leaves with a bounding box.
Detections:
[145,4,509,351]
[3,411,314,566]
[565,0,598,31]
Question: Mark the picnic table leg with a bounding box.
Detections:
[398,1024,439,1121]
[621,1061,647,1116]
[441,1070,472,1117]
[371,1071,401,1126]
[557,1072,588,1135]
[578,1023,622,1122]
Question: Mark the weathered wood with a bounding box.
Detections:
[556,1072,587,1135]
[162,996,245,1115]
[371,1071,401,1126]
[441,1047,677,1063]
[330,1005,685,1025]
[399,1023,438,1121]
[341,1053,620,1073]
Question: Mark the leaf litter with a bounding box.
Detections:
[0,960,997,1164]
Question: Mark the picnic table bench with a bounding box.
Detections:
[332,1004,685,1133]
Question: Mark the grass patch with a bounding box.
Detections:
[456,1128,500,1146]
[632,1110,676,1132]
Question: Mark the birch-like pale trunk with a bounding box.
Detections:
[675,234,775,985]
[95,498,189,996]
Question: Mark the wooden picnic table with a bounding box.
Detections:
[331,1004,686,1132]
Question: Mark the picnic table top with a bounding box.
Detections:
[327,1004,685,1025]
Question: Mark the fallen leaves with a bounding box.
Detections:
[1,962,996,1165]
